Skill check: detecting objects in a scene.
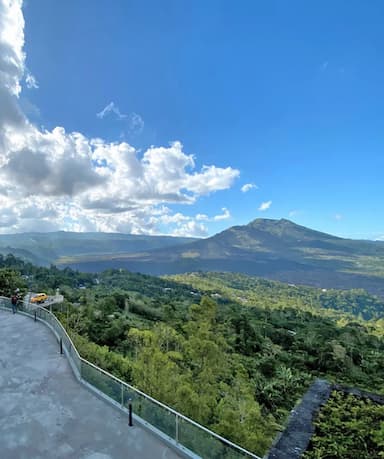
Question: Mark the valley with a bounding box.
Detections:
[1,253,383,456]
[6,219,381,297]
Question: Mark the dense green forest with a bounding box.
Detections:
[168,272,384,320]
[1,254,384,456]
[303,391,384,458]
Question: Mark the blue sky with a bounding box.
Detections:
[1,1,383,239]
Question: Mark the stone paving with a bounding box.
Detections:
[0,309,182,459]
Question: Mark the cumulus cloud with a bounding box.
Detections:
[0,0,26,132]
[258,200,272,211]
[167,208,231,233]
[172,220,208,238]
[0,1,240,236]
[241,183,257,193]
[213,207,230,221]
[3,128,105,197]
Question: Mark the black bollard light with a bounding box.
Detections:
[60,338,63,355]
[128,398,133,426]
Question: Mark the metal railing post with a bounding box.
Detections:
[0,298,261,458]
[34,310,37,322]
[128,398,133,426]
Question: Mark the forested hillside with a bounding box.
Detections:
[303,390,384,458]
[0,254,383,456]
[168,272,384,320]
[54,219,384,299]
[3,219,384,300]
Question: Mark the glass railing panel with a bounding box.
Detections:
[122,386,177,440]
[52,317,63,336]
[81,360,121,404]
[0,298,11,309]
[20,304,81,373]
[178,417,251,459]
[60,331,81,371]
[71,348,81,372]
[37,307,47,321]
[1,300,258,458]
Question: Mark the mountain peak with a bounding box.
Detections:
[247,217,300,230]
[248,217,295,226]
[243,217,344,241]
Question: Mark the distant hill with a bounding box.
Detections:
[0,232,197,266]
[56,219,384,298]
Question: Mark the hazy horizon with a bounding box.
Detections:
[0,218,383,243]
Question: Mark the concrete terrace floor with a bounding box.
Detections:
[0,309,183,459]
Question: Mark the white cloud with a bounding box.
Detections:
[0,1,239,237]
[289,210,300,218]
[334,213,343,221]
[97,101,127,120]
[258,200,272,211]
[196,213,208,221]
[25,72,38,89]
[241,183,257,193]
[3,127,105,197]
[159,212,190,224]
[171,220,208,238]
[183,165,239,195]
[0,0,26,132]
[213,207,230,221]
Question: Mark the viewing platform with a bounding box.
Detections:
[0,309,182,459]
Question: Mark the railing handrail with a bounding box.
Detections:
[0,296,262,459]
[40,305,82,361]
[79,356,261,457]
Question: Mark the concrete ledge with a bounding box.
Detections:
[0,305,198,459]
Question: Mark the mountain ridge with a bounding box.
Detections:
[0,231,197,265]
[51,218,384,298]
[1,219,384,297]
